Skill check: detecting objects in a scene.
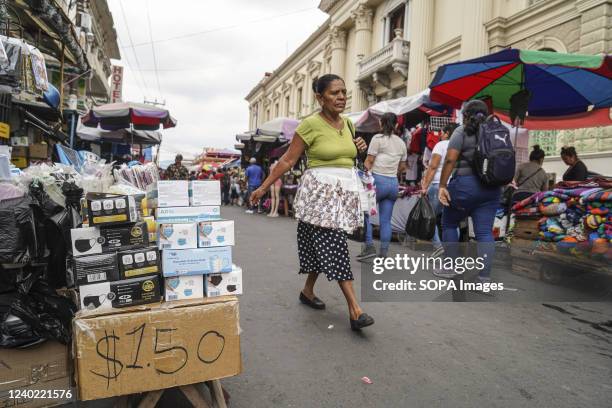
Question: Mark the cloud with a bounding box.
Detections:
[107,0,327,160]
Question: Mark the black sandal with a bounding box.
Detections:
[299,292,326,310]
[350,313,374,330]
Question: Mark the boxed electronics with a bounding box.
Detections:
[146,180,189,207]
[73,252,120,286]
[79,275,162,312]
[85,192,139,226]
[198,220,235,248]
[155,206,220,223]
[164,275,205,301]
[190,180,221,206]
[158,222,198,250]
[0,341,75,408]
[207,264,243,297]
[70,221,149,256]
[118,247,160,279]
[73,297,241,400]
[162,246,232,277]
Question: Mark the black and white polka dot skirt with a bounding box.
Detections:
[297,221,353,281]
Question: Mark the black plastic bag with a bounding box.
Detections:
[405,195,436,240]
[0,195,35,264]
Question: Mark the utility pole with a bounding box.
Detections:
[143,98,166,106]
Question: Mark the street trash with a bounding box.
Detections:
[328,324,334,329]
[361,376,373,384]
[405,195,436,240]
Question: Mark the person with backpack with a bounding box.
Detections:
[510,145,548,204]
[435,99,515,282]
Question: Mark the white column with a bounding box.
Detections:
[352,3,374,111]
[329,26,347,77]
[460,0,492,59]
[406,0,434,95]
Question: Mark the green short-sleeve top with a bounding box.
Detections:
[295,114,357,169]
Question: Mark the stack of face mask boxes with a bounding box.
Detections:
[149,180,241,302]
[71,193,162,312]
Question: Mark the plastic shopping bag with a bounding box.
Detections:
[405,195,436,240]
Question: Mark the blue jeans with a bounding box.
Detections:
[441,175,501,280]
[247,185,261,211]
[365,174,399,254]
[427,183,443,249]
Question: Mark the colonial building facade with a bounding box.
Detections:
[245,0,611,169]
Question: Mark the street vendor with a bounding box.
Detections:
[249,74,374,331]
[165,154,189,180]
[561,146,589,182]
[511,144,549,204]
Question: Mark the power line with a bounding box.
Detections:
[116,36,146,99]
[118,0,150,97]
[120,6,317,49]
[145,0,162,98]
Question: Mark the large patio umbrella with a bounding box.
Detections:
[82,102,177,131]
[257,117,299,142]
[429,49,612,120]
[76,122,162,145]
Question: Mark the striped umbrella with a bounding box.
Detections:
[82,102,177,131]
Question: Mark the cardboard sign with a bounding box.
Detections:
[73,297,241,400]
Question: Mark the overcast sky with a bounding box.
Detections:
[106,0,328,161]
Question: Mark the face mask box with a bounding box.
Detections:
[158,223,198,250]
[71,222,149,256]
[190,180,221,206]
[198,220,235,248]
[85,193,139,226]
[147,180,189,207]
[206,264,243,297]
[118,247,160,279]
[155,206,221,223]
[143,216,157,243]
[164,275,205,301]
[73,252,120,287]
[162,246,232,277]
[79,275,161,312]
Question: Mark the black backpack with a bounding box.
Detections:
[472,115,516,187]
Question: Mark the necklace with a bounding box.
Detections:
[319,112,344,135]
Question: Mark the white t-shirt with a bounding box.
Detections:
[368,134,408,177]
[430,140,449,184]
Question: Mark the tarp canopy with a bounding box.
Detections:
[76,122,162,146]
[257,117,299,142]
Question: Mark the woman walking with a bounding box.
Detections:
[356,113,407,260]
[250,74,374,330]
[435,100,501,282]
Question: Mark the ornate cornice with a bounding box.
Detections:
[329,26,347,50]
[351,3,374,32]
[292,72,305,85]
[307,60,322,77]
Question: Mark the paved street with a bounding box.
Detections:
[220,206,612,408]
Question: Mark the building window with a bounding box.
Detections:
[274,102,279,117]
[285,95,290,116]
[266,109,270,121]
[297,87,303,116]
[387,4,405,43]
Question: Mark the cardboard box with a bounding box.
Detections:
[79,275,161,312]
[198,220,235,248]
[158,222,198,250]
[10,156,28,168]
[28,143,48,159]
[10,136,29,146]
[513,217,541,241]
[155,206,221,223]
[73,297,241,400]
[207,265,243,297]
[164,275,205,301]
[11,146,28,157]
[86,193,139,226]
[190,180,221,206]
[162,247,232,277]
[147,180,189,207]
[118,247,160,279]
[0,341,74,408]
[143,215,157,243]
[73,252,120,286]
[71,222,149,256]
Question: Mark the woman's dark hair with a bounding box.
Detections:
[442,123,459,136]
[380,112,397,136]
[560,146,577,158]
[463,99,489,136]
[312,74,344,94]
[529,144,546,162]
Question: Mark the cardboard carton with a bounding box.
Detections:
[162,247,232,277]
[73,297,241,400]
[70,222,149,256]
[207,265,243,297]
[118,247,160,279]
[28,143,48,159]
[10,156,28,168]
[164,275,205,301]
[11,146,28,157]
[155,206,221,223]
[190,180,221,206]
[85,193,138,226]
[10,136,29,146]
[79,275,161,312]
[158,222,198,250]
[146,180,189,207]
[197,220,235,248]
[0,341,74,408]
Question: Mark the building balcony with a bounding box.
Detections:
[357,37,410,84]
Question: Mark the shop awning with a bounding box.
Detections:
[76,122,162,146]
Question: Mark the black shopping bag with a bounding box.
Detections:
[405,195,436,241]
